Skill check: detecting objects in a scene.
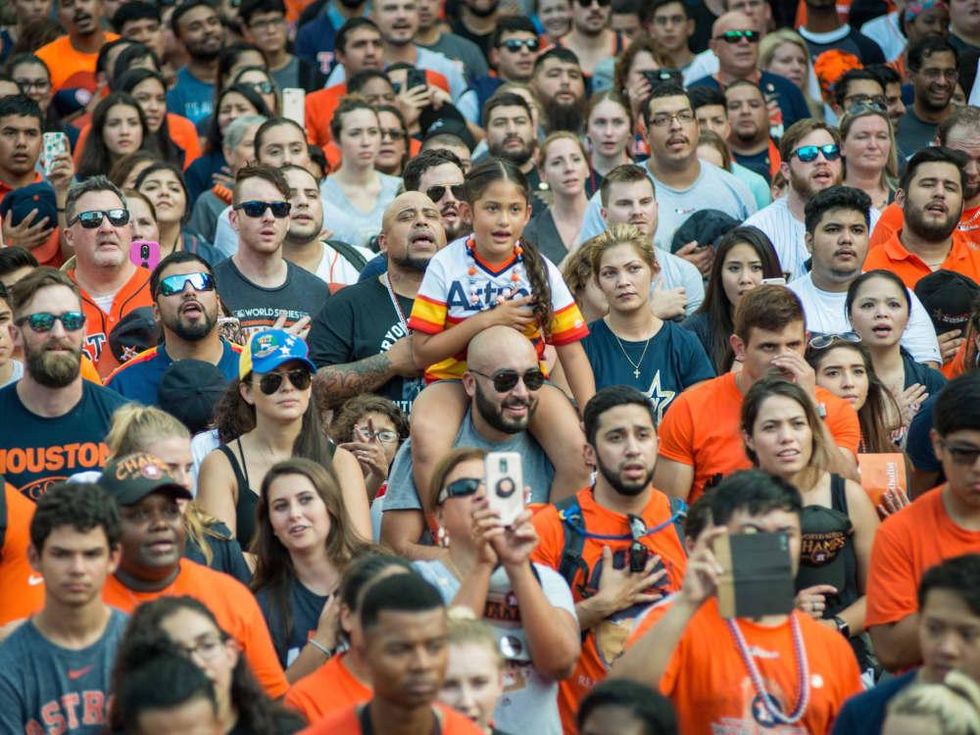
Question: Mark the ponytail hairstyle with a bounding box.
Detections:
[463,158,554,337]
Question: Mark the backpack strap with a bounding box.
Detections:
[0,477,8,555]
[669,495,688,548]
[555,496,589,592]
[326,239,368,272]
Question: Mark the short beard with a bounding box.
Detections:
[906,205,960,242]
[168,311,217,342]
[444,220,471,241]
[464,0,499,18]
[26,343,82,387]
[390,253,432,273]
[488,140,534,167]
[542,97,587,135]
[474,379,535,434]
[285,226,321,246]
[596,460,653,497]
[190,46,221,63]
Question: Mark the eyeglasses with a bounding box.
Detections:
[380,127,407,141]
[469,367,545,392]
[69,208,130,228]
[15,78,49,91]
[844,94,887,110]
[846,100,888,115]
[15,311,86,332]
[157,271,216,297]
[234,200,291,218]
[247,81,275,94]
[248,16,284,30]
[939,440,980,466]
[177,635,227,662]
[791,143,841,163]
[426,184,465,202]
[714,29,760,43]
[649,109,696,128]
[436,477,482,504]
[499,38,540,53]
[257,367,312,395]
[920,67,958,82]
[353,425,400,444]
[808,331,861,350]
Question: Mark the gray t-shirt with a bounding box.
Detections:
[382,409,555,514]
[0,609,128,733]
[419,33,489,80]
[413,560,575,735]
[896,108,937,161]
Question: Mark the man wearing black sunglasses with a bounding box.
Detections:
[403,148,469,242]
[472,16,539,111]
[63,176,154,380]
[561,0,621,81]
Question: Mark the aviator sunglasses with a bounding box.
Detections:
[258,368,312,395]
[469,368,545,392]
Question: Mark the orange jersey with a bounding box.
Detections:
[286,653,371,724]
[531,488,688,734]
[35,34,120,92]
[102,559,289,698]
[657,598,862,735]
[0,482,46,625]
[871,202,980,250]
[658,373,861,502]
[863,229,980,289]
[70,266,154,379]
[301,702,484,735]
[866,486,980,633]
[74,113,201,170]
[305,84,346,149]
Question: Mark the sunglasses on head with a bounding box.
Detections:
[69,208,130,228]
[500,38,540,53]
[470,367,545,392]
[715,29,760,43]
[257,367,312,395]
[248,81,274,94]
[791,143,840,163]
[235,200,291,218]
[16,311,86,332]
[426,184,465,202]
[436,477,482,504]
[157,271,215,297]
[808,331,861,350]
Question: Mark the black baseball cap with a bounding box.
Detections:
[100,452,192,506]
[914,270,980,336]
[158,359,227,434]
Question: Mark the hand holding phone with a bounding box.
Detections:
[42,132,69,176]
[484,451,525,527]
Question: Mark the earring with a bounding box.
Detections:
[436,526,449,548]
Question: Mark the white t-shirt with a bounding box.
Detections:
[860,11,905,62]
[0,360,22,389]
[312,242,376,287]
[788,272,941,364]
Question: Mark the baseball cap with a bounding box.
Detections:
[421,105,476,151]
[239,328,316,379]
[0,182,58,229]
[109,306,161,363]
[914,270,980,336]
[157,359,228,434]
[100,452,192,506]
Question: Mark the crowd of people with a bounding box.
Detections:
[1,0,980,733]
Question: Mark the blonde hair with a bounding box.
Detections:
[839,106,899,191]
[446,607,503,670]
[587,223,657,279]
[886,671,980,735]
[759,30,812,71]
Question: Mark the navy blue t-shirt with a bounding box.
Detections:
[832,670,917,735]
[688,71,811,137]
[106,340,240,405]
[581,319,715,423]
[0,381,128,500]
[256,577,330,668]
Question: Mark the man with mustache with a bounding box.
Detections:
[897,37,959,161]
[0,268,127,500]
[724,80,779,185]
[35,0,119,93]
[559,0,622,81]
[404,148,469,242]
[483,92,546,214]
[105,252,240,404]
[166,0,225,125]
[308,190,447,415]
[530,47,588,136]
[865,146,980,288]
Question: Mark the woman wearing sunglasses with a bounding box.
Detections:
[840,105,898,212]
[846,270,946,436]
[136,161,221,265]
[233,66,280,120]
[741,377,880,679]
[414,448,579,735]
[198,329,371,551]
[76,92,151,180]
[374,104,411,177]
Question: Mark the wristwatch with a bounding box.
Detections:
[833,616,850,638]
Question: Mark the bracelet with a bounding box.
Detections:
[308,638,334,657]
[56,207,64,212]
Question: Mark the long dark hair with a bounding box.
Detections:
[135,160,192,225]
[464,158,554,337]
[251,458,371,656]
[111,596,304,733]
[77,92,150,178]
[205,83,272,154]
[845,269,912,317]
[695,226,782,372]
[115,68,184,167]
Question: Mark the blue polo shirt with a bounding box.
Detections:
[105,340,240,405]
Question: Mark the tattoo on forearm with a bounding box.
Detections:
[313,354,393,408]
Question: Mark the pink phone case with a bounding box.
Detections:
[130,240,161,271]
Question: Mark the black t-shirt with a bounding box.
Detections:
[256,576,329,667]
[307,277,423,414]
[214,258,330,338]
[183,521,252,585]
[0,381,128,500]
[734,148,774,184]
[449,17,492,62]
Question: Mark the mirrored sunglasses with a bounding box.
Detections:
[791,143,841,163]
[436,477,482,504]
[70,208,130,228]
[157,272,216,297]
[16,311,86,332]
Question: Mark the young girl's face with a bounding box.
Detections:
[217,91,257,133]
[160,608,239,710]
[849,276,909,349]
[104,104,142,158]
[468,179,531,259]
[139,168,187,226]
[720,242,765,308]
[813,345,870,410]
[439,641,504,732]
[339,108,381,168]
[587,99,631,160]
[266,472,332,554]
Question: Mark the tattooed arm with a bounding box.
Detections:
[313,336,420,409]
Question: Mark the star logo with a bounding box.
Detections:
[120,345,140,362]
[645,371,675,424]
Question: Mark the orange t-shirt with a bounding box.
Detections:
[74,113,201,170]
[301,702,484,735]
[101,559,289,698]
[286,653,371,724]
[866,486,980,632]
[531,487,688,734]
[70,266,154,379]
[871,202,980,250]
[656,597,862,735]
[658,373,861,503]
[35,33,120,93]
[0,482,46,625]
[863,229,980,289]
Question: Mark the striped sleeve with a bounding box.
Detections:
[545,259,589,345]
[407,255,449,335]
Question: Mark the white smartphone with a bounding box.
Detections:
[42,132,69,176]
[282,88,305,128]
[484,451,524,527]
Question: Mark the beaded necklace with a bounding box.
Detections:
[726,613,811,726]
[465,236,525,309]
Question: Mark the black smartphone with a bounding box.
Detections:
[642,69,683,88]
[406,68,427,91]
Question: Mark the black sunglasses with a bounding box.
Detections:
[16,311,86,332]
[235,200,291,218]
[469,368,545,392]
[257,368,312,395]
[500,38,540,53]
[715,29,760,43]
[157,271,215,297]
[575,0,611,6]
[426,184,465,202]
[69,208,130,228]
[436,477,482,504]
